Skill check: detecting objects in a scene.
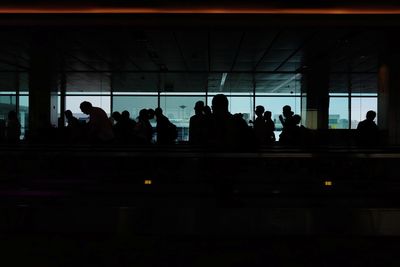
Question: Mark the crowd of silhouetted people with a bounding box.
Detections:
[0,93,380,147]
[0,110,21,144]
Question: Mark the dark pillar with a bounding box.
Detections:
[28,32,59,136]
[59,72,66,127]
[301,57,330,130]
[378,34,400,145]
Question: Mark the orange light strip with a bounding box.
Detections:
[0,7,399,14]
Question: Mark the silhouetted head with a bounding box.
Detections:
[148,109,155,119]
[212,94,229,116]
[65,110,73,120]
[366,110,376,121]
[282,105,293,118]
[111,111,121,122]
[138,109,148,121]
[8,110,17,120]
[233,113,244,119]
[194,101,205,114]
[80,101,93,115]
[293,114,302,125]
[204,105,212,116]
[121,110,130,120]
[264,111,272,120]
[255,105,265,117]
[155,107,163,117]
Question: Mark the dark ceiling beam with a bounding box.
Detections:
[126,56,142,71]
[253,30,282,71]
[230,32,245,72]
[334,48,376,71]
[274,32,317,72]
[67,53,98,71]
[64,62,78,72]
[75,38,139,93]
[365,65,378,72]
[0,70,28,73]
[0,50,30,65]
[350,54,378,72]
[300,30,361,72]
[173,31,189,71]
[74,39,114,69]
[0,40,30,69]
[123,32,147,71]
[0,56,29,70]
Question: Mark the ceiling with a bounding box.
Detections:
[0,27,381,94]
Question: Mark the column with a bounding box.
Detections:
[301,57,330,130]
[28,32,59,137]
[378,33,400,145]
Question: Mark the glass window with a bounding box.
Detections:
[208,73,254,122]
[66,73,110,94]
[207,94,253,123]
[351,97,378,129]
[255,97,301,130]
[113,95,158,120]
[66,95,111,119]
[112,73,159,93]
[160,95,206,141]
[0,95,16,121]
[19,95,29,138]
[329,97,349,129]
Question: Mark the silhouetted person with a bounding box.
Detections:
[155,107,176,145]
[111,111,124,142]
[65,110,82,142]
[292,114,309,146]
[80,101,114,143]
[209,94,252,148]
[202,105,213,142]
[234,112,254,144]
[279,105,295,145]
[264,111,276,144]
[6,110,21,143]
[148,108,155,120]
[254,105,268,145]
[189,101,206,145]
[204,105,211,117]
[121,110,137,128]
[119,110,137,143]
[0,119,5,143]
[135,109,153,144]
[111,111,121,124]
[357,110,379,146]
[65,110,79,128]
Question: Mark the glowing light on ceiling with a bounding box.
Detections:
[0,7,399,14]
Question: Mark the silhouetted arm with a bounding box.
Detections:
[279,115,285,126]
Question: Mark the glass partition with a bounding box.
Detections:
[329,97,349,129]
[351,97,378,129]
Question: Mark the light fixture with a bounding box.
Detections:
[219,72,228,91]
